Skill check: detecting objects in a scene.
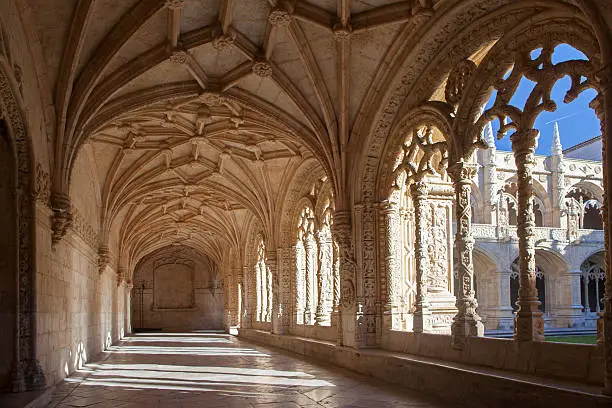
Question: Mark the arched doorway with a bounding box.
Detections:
[0,119,17,391]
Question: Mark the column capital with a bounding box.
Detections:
[50,192,73,246]
[447,161,478,183]
[410,181,430,198]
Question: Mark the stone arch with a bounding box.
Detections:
[374,103,455,203]
[353,0,594,206]
[0,56,45,391]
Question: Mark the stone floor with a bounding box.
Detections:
[46,332,459,408]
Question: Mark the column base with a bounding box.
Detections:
[10,362,25,393]
[451,314,485,349]
[514,309,545,342]
[413,308,432,333]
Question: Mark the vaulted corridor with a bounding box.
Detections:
[46,332,452,408]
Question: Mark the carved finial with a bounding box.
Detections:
[268,8,291,27]
[252,60,273,78]
[333,24,352,41]
[551,121,563,156]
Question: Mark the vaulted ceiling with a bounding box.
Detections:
[29,0,429,269]
[22,0,592,270]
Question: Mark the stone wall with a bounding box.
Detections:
[35,208,124,386]
[34,144,126,386]
[132,246,224,331]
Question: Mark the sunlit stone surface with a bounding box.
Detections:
[47,332,452,408]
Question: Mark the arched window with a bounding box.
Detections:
[566,188,603,230]
[294,197,337,327]
[581,258,606,313]
[255,236,271,323]
[510,260,545,313]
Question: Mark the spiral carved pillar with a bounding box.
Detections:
[381,201,400,331]
[449,162,484,348]
[411,182,432,333]
[512,130,544,342]
[304,237,315,325]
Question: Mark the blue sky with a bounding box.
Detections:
[484,44,600,155]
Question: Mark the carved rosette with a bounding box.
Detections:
[333,24,352,42]
[268,9,291,27]
[448,162,484,346]
[169,50,188,65]
[212,32,235,50]
[51,193,73,246]
[410,182,431,333]
[252,61,272,78]
[512,131,544,342]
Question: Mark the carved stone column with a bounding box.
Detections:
[592,66,612,394]
[266,252,274,324]
[512,130,544,342]
[381,201,400,331]
[315,231,331,326]
[230,267,241,328]
[304,236,315,325]
[242,265,252,328]
[125,283,133,335]
[411,182,432,333]
[268,250,284,334]
[449,162,484,348]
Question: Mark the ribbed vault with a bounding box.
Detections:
[41,0,438,272]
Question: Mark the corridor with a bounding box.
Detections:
[46,332,455,408]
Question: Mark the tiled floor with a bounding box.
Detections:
[47,332,457,408]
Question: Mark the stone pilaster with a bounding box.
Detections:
[411,182,432,333]
[331,210,358,347]
[512,130,544,342]
[449,162,484,348]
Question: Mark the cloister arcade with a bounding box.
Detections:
[1,0,612,406]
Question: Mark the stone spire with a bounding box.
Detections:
[551,121,563,156]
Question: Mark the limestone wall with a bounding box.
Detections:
[35,210,124,386]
